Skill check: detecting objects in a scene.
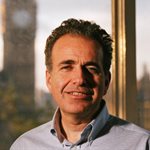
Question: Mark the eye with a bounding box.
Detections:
[86,66,100,74]
[60,65,73,71]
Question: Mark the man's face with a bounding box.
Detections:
[46,34,110,117]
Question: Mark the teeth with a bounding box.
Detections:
[71,92,86,96]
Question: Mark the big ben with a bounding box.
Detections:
[2,0,36,108]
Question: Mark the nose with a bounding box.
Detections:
[72,66,88,86]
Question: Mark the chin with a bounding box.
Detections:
[63,103,92,114]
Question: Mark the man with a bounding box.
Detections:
[10,18,149,150]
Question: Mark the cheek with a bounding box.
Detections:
[94,77,105,96]
[51,74,69,94]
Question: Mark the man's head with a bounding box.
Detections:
[45,18,112,118]
[45,18,112,74]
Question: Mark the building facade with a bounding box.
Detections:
[1,0,36,109]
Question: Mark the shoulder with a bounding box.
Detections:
[108,115,150,137]
[92,115,150,149]
[10,121,53,150]
[20,121,52,137]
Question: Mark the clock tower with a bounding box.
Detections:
[2,0,36,108]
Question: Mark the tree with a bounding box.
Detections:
[0,71,55,150]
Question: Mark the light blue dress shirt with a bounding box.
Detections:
[10,100,150,150]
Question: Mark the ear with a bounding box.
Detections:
[103,71,111,95]
[46,69,52,93]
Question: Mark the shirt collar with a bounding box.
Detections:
[50,99,110,143]
[87,100,109,141]
[50,108,65,142]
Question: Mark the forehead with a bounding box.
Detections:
[51,34,103,63]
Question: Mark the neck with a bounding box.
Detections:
[60,112,91,143]
[60,106,101,143]
[59,101,103,143]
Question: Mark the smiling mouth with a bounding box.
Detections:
[67,91,93,96]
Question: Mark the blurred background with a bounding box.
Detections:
[0,0,149,149]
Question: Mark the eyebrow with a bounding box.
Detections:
[58,60,75,66]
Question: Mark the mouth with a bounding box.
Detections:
[65,90,93,100]
[68,91,93,96]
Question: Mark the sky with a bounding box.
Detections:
[136,0,150,77]
[0,0,150,91]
